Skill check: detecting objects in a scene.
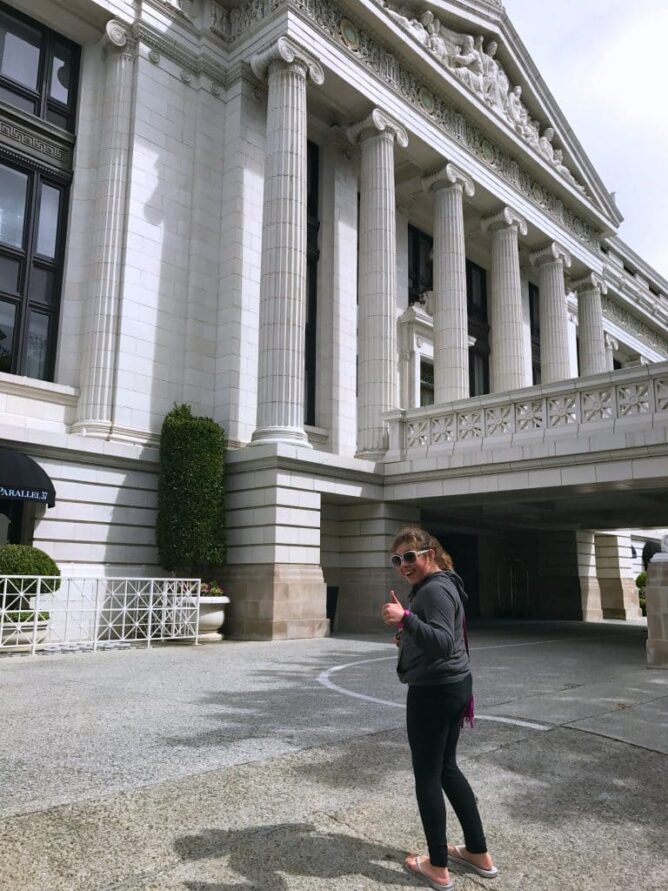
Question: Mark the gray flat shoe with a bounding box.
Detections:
[448,845,498,878]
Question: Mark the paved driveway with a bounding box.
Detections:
[0,621,666,890]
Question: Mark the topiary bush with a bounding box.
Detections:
[157,404,226,574]
[0,544,61,611]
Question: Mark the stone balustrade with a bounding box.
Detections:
[385,361,668,460]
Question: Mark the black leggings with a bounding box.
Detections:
[406,676,487,868]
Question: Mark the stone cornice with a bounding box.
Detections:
[132,21,227,90]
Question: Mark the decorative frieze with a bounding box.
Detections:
[602,298,668,357]
[0,103,74,174]
[132,21,228,90]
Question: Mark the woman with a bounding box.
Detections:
[381,527,497,890]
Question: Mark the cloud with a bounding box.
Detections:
[508,1,668,278]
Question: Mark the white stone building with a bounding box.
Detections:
[1,0,667,638]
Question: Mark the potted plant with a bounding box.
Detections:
[198,580,230,642]
[0,544,60,649]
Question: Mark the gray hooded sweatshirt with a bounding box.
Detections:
[397,569,471,686]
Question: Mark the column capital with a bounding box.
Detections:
[346,108,408,148]
[102,19,136,56]
[250,36,324,85]
[604,332,619,351]
[529,241,572,269]
[422,162,475,197]
[481,206,528,237]
[571,271,608,295]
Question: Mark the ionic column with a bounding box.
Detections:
[347,109,408,457]
[529,242,572,383]
[604,332,619,371]
[250,38,324,447]
[573,273,608,376]
[74,21,135,435]
[481,207,529,392]
[422,163,475,402]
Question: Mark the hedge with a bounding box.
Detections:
[157,404,226,573]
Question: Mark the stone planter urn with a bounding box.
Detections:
[197,596,230,642]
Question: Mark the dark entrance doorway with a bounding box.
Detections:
[422,525,480,618]
[0,499,24,545]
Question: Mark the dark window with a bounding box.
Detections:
[0,4,78,381]
[420,358,434,406]
[305,141,319,426]
[0,160,69,380]
[467,260,489,396]
[408,225,433,304]
[528,282,541,385]
[406,239,490,397]
[0,3,79,131]
[469,351,489,398]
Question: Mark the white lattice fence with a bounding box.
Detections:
[0,576,201,655]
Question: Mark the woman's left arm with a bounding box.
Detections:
[402,582,457,657]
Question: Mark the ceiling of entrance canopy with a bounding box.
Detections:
[419,479,668,533]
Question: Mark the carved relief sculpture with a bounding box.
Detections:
[379,0,586,193]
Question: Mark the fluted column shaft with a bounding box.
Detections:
[349,110,408,457]
[482,208,528,392]
[574,274,608,376]
[250,40,324,446]
[425,164,474,402]
[75,22,135,432]
[530,243,572,383]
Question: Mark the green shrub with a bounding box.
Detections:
[2,611,50,623]
[157,404,226,573]
[635,571,648,617]
[0,544,61,611]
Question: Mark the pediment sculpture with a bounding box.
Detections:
[378,1,585,193]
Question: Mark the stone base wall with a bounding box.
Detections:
[223,563,328,640]
[595,533,641,619]
[579,577,604,621]
[599,578,642,620]
[646,557,668,668]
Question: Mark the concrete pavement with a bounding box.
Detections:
[0,621,666,890]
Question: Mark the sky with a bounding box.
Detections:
[505,0,668,281]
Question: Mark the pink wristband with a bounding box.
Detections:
[398,609,411,631]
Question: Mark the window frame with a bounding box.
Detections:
[0,2,78,382]
[0,1,80,132]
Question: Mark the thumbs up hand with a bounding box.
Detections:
[382,590,405,627]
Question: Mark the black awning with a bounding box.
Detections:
[0,448,56,508]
